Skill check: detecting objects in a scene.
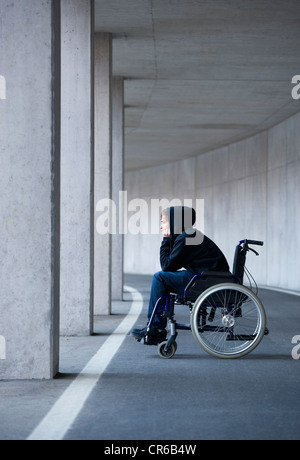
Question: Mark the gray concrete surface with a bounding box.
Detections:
[124,110,300,294]
[94,0,300,171]
[0,275,299,440]
[0,0,61,379]
[2,0,299,384]
[112,77,125,302]
[94,32,113,315]
[60,0,94,336]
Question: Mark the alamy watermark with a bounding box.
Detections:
[0,336,6,360]
[96,193,204,245]
[0,75,6,100]
[291,75,300,100]
[291,335,300,360]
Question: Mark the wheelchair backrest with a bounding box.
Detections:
[232,239,264,285]
[232,242,247,284]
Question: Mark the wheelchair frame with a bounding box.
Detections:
[144,239,269,359]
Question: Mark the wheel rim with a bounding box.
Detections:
[191,283,266,358]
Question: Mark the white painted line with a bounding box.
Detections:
[27,285,144,441]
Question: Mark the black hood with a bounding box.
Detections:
[166,206,196,248]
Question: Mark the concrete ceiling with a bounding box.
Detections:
[95,0,300,171]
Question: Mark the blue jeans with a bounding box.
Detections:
[148,270,195,328]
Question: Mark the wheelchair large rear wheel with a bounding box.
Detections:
[191,283,266,359]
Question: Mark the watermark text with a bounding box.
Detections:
[0,336,6,360]
[291,335,300,360]
[96,193,204,245]
[0,75,6,100]
[291,75,300,100]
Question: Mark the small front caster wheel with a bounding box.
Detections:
[158,341,177,359]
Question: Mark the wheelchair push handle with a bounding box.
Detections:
[239,239,264,256]
[243,239,264,247]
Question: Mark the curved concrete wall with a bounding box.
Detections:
[124,111,300,293]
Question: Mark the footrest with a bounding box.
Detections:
[176,323,191,331]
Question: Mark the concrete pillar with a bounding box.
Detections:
[112,77,125,301]
[94,33,112,315]
[0,0,61,379]
[60,0,94,336]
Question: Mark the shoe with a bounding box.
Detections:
[130,327,148,341]
[130,327,167,345]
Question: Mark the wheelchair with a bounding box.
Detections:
[144,239,269,359]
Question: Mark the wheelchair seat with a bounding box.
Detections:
[183,271,237,302]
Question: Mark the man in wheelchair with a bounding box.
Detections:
[131,206,230,345]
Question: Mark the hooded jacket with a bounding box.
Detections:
[160,206,230,274]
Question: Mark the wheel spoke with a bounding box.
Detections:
[191,283,266,358]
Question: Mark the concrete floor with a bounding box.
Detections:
[0,274,299,441]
